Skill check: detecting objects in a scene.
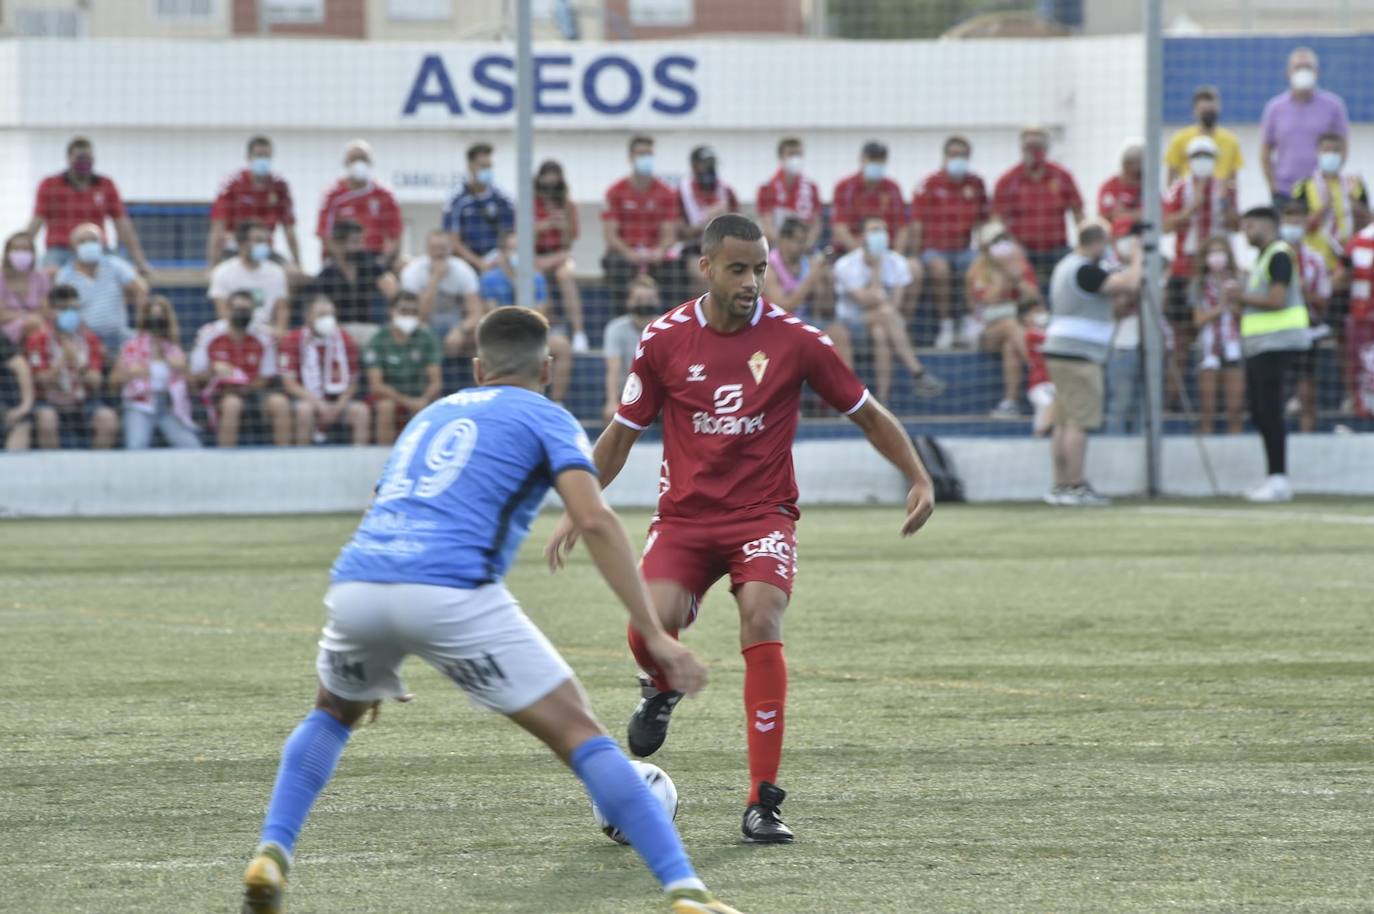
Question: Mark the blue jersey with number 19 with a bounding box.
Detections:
[331,386,596,589]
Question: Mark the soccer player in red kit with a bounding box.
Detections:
[545,214,935,843]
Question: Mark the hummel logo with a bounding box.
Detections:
[753,708,778,733]
[686,363,706,382]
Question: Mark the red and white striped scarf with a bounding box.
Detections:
[300,331,351,397]
[120,331,197,428]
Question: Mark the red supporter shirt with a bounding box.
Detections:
[205,330,267,386]
[1024,323,1049,389]
[831,173,907,246]
[1349,225,1374,322]
[33,173,127,249]
[756,170,822,228]
[211,169,296,234]
[1097,175,1143,238]
[911,170,989,252]
[26,325,104,407]
[315,180,403,253]
[616,296,869,522]
[278,329,360,397]
[602,176,679,249]
[1163,177,1235,277]
[992,163,1083,252]
[533,196,579,254]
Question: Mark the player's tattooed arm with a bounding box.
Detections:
[848,398,935,537]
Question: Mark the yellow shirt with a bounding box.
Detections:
[1165,126,1244,180]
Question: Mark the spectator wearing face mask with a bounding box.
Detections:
[480,230,572,403]
[831,216,946,405]
[208,220,290,338]
[756,137,822,249]
[0,231,50,345]
[317,139,403,266]
[364,291,441,445]
[1289,133,1369,281]
[1098,141,1145,240]
[531,160,588,353]
[1260,48,1350,206]
[1278,201,1333,433]
[29,136,151,274]
[1347,224,1374,417]
[193,290,291,448]
[1166,86,1244,183]
[601,275,662,425]
[831,140,909,256]
[400,228,482,357]
[1190,235,1246,436]
[445,142,516,272]
[310,220,400,347]
[601,135,684,307]
[54,222,149,357]
[1163,135,1239,408]
[912,135,990,350]
[0,317,36,451]
[965,222,1042,419]
[26,284,119,450]
[993,127,1084,291]
[278,296,370,446]
[110,296,201,450]
[207,135,300,266]
[679,146,739,259]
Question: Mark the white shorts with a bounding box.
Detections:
[316,581,574,714]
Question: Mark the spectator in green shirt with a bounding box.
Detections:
[364,291,442,444]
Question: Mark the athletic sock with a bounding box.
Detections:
[742,640,787,806]
[259,709,352,855]
[570,735,696,887]
[627,623,679,693]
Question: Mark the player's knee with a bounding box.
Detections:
[314,685,372,728]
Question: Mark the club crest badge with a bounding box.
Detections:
[748,351,769,385]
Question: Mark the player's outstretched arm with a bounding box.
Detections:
[553,468,706,696]
[848,397,936,537]
[545,420,642,569]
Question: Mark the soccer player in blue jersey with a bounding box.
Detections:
[241,307,744,914]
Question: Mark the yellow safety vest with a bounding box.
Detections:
[1241,241,1310,357]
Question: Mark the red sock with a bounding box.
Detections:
[627,623,679,693]
[742,640,787,805]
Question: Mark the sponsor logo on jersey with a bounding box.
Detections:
[621,371,643,405]
[748,351,769,385]
[694,383,764,435]
[742,530,793,569]
[686,363,706,382]
[712,383,743,414]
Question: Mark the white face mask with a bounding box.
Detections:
[1205,251,1229,272]
[864,229,889,256]
[1279,224,1306,245]
[1190,156,1216,179]
[782,155,803,176]
[347,160,371,182]
[393,315,420,335]
[988,239,1017,260]
[313,314,338,337]
[1290,67,1317,92]
[945,157,970,178]
[1115,237,1136,258]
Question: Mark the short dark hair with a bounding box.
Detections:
[1192,85,1219,105]
[390,290,421,310]
[332,219,363,242]
[477,307,550,380]
[228,289,256,308]
[943,134,971,155]
[1280,199,1309,218]
[1242,205,1280,225]
[50,283,80,304]
[861,140,888,160]
[1078,224,1109,248]
[702,213,764,257]
[67,136,91,156]
[628,134,654,154]
[246,135,272,155]
[466,142,493,163]
[236,219,265,244]
[779,217,809,240]
[777,136,802,157]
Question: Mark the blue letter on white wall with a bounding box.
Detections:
[402,54,463,115]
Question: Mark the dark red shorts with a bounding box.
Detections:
[639,514,798,624]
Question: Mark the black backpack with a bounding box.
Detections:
[912,435,965,504]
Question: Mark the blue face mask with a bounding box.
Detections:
[1319,151,1343,174]
[249,156,272,178]
[863,161,886,182]
[475,167,494,186]
[633,154,655,176]
[56,309,81,334]
[250,241,271,262]
[865,229,890,256]
[76,240,103,264]
[945,157,970,178]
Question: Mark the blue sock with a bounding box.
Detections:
[259,709,352,856]
[570,735,696,888]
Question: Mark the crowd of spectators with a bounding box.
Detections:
[1,45,1370,453]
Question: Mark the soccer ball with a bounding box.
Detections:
[591,761,679,845]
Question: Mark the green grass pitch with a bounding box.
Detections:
[3,502,1373,913]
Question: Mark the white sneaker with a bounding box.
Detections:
[572,331,590,354]
[959,316,982,349]
[1044,486,1076,506]
[934,319,956,351]
[1072,483,1112,507]
[1246,474,1294,503]
[989,399,1021,419]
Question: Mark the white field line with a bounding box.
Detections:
[1135,506,1374,526]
